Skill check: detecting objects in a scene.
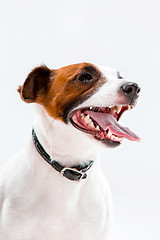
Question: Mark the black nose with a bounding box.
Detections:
[121,82,141,100]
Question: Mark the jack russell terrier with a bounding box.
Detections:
[0,63,140,240]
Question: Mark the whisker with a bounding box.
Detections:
[47,113,62,132]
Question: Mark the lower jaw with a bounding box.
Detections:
[70,119,122,147]
[95,137,121,148]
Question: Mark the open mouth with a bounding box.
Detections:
[70,105,140,144]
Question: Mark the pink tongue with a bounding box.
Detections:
[84,110,140,142]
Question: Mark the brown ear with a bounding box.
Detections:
[18,65,51,103]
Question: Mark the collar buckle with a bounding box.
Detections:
[61,167,87,181]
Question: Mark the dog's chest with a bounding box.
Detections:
[30,180,110,240]
[1,170,112,240]
[31,199,108,240]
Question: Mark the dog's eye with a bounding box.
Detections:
[78,73,93,82]
[117,72,123,79]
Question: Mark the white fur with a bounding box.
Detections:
[78,66,127,110]
[0,66,128,240]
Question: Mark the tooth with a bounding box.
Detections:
[111,107,117,112]
[116,105,122,114]
[107,130,112,137]
[89,107,93,110]
[88,122,95,128]
[81,113,85,119]
[96,125,100,131]
[84,115,92,124]
[111,135,116,140]
[84,118,92,124]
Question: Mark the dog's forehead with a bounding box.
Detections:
[97,65,118,79]
[54,63,117,80]
[56,62,99,73]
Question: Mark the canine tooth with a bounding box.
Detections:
[89,107,93,110]
[116,105,122,114]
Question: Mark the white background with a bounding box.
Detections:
[0,0,160,239]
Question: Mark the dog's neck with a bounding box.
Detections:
[33,105,100,166]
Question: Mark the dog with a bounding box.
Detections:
[0,63,140,240]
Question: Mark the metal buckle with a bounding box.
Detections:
[61,167,85,181]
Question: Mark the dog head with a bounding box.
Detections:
[18,63,140,148]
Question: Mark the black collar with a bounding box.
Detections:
[32,128,94,181]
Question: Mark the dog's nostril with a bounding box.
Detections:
[137,86,141,94]
[121,82,140,99]
[124,86,134,94]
